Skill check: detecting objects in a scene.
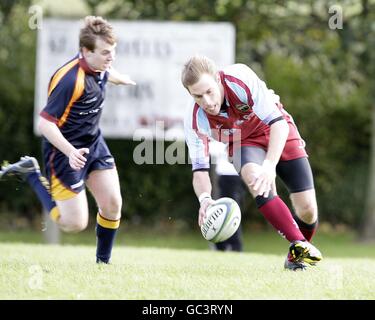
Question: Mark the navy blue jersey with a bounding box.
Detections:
[40,54,109,148]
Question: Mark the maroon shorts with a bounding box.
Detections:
[239,121,307,161]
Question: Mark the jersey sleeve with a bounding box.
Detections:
[235,64,283,125]
[40,70,77,124]
[184,102,212,171]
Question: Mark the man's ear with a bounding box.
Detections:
[81,46,90,58]
[216,72,221,83]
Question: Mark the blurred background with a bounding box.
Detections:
[0,0,374,247]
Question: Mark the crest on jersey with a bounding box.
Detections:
[235,103,251,112]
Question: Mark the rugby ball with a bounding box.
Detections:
[201,197,241,243]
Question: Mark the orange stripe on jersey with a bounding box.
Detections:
[57,67,85,127]
[48,58,79,96]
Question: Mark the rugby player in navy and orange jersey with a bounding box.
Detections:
[182,55,323,270]
[0,16,135,264]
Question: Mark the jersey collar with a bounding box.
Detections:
[78,53,100,76]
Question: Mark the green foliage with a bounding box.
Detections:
[0,2,42,216]
[261,52,370,225]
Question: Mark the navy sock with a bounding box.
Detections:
[96,213,120,263]
[26,172,56,213]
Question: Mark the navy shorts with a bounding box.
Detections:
[43,135,115,200]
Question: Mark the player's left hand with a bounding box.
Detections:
[249,160,276,198]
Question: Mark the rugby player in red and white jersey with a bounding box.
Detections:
[182,55,322,270]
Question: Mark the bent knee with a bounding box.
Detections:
[59,220,88,233]
[295,202,318,223]
[101,195,122,216]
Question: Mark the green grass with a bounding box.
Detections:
[1,226,375,258]
[0,244,374,299]
[0,228,375,299]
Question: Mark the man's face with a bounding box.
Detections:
[83,38,116,72]
[188,73,224,116]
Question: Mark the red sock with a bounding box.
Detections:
[258,196,305,242]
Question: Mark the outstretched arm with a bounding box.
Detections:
[107,67,136,85]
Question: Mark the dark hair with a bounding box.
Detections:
[79,16,116,51]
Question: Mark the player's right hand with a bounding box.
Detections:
[69,148,89,170]
[198,198,215,227]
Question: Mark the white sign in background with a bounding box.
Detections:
[35,19,235,140]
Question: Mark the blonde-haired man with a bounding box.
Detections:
[1,16,135,264]
[182,55,322,270]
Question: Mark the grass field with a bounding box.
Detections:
[1,228,375,300]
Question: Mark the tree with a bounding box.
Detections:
[358,0,375,240]
[362,103,375,240]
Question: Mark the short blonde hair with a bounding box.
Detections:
[79,16,116,51]
[181,55,218,89]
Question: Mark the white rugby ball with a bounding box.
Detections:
[201,197,241,243]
